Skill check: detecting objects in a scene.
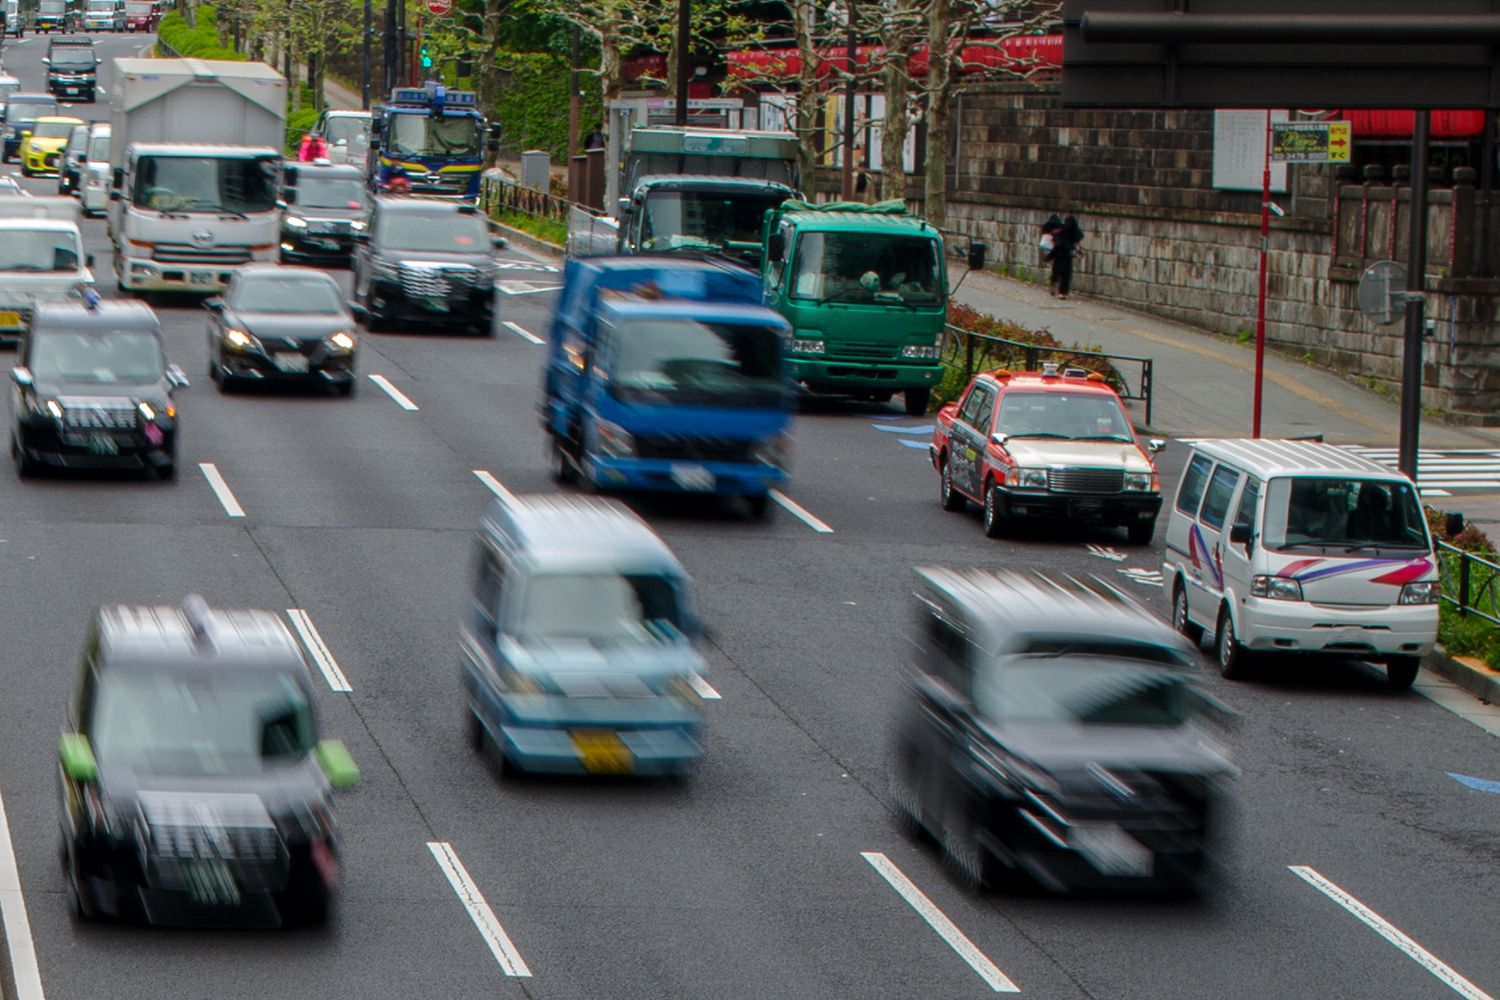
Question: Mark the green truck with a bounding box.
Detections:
[761,201,950,416]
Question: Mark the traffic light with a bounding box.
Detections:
[421,46,432,68]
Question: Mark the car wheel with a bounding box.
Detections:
[1173,584,1204,646]
[1386,655,1420,690]
[466,709,484,750]
[747,494,772,520]
[904,387,930,417]
[1127,517,1156,545]
[983,481,1007,538]
[940,791,990,894]
[157,460,175,480]
[940,458,967,512]
[274,851,331,927]
[1216,607,1253,681]
[548,439,579,486]
[19,164,30,177]
[337,379,356,397]
[12,434,35,477]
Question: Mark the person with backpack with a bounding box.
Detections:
[1048,215,1084,300]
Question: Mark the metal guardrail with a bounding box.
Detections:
[1438,540,1500,626]
[942,323,1155,426]
[479,172,572,222]
[155,36,182,58]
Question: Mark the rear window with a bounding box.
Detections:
[1176,454,1212,515]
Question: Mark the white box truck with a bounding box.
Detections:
[0,195,94,343]
[108,58,286,293]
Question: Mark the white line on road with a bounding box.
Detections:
[0,787,43,1000]
[198,462,245,517]
[473,469,516,504]
[769,489,833,533]
[1289,865,1494,1000]
[498,280,563,296]
[861,852,1018,992]
[286,609,352,692]
[502,320,544,345]
[368,373,419,410]
[428,842,532,978]
[687,673,721,700]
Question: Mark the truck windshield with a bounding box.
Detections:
[0,230,80,272]
[30,329,165,385]
[1262,477,1429,552]
[50,49,96,68]
[324,116,367,145]
[387,112,481,158]
[790,231,941,305]
[994,391,1134,442]
[38,0,64,11]
[376,210,488,251]
[87,1,113,10]
[639,190,788,252]
[298,176,367,209]
[126,1,151,10]
[132,154,278,214]
[518,573,683,644]
[610,317,782,408]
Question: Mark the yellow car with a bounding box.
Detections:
[19,116,83,177]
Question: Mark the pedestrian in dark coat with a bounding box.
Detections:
[1040,214,1063,294]
[1050,215,1084,299]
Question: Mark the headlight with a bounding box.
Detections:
[137,401,154,420]
[1251,575,1303,601]
[1399,581,1440,605]
[1005,467,1048,489]
[225,328,254,349]
[752,431,793,470]
[284,215,308,229]
[328,331,356,351]
[30,396,62,418]
[791,338,825,355]
[350,220,368,231]
[902,344,940,359]
[593,418,636,459]
[1123,471,1159,492]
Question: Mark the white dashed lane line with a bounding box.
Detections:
[769,490,834,533]
[502,320,543,344]
[199,462,246,517]
[428,842,532,978]
[367,373,419,410]
[286,609,352,692]
[473,469,516,503]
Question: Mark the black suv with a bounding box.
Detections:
[280,161,370,266]
[44,38,98,102]
[58,595,361,927]
[351,196,503,333]
[11,299,188,476]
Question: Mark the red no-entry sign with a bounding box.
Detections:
[426,0,451,15]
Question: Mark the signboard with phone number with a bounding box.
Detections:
[1271,121,1351,163]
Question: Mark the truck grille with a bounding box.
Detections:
[635,434,756,463]
[1047,467,1124,494]
[135,791,290,893]
[410,172,471,196]
[63,405,137,429]
[829,341,896,360]
[152,244,254,265]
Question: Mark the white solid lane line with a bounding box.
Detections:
[769,489,834,533]
[368,373,419,410]
[198,462,246,517]
[0,786,44,1000]
[1289,866,1494,1000]
[502,320,544,345]
[861,852,1019,993]
[428,842,532,978]
[473,469,517,504]
[687,673,721,700]
[286,609,352,693]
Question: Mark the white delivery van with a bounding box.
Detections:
[0,195,93,343]
[1162,439,1438,688]
[79,122,109,216]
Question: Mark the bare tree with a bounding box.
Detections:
[873,0,921,201]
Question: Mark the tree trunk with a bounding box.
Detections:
[793,0,819,195]
[476,0,506,169]
[879,44,909,201]
[599,2,624,105]
[923,0,950,226]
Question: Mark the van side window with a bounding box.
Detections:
[1176,454,1213,515]
[922,612,974,701]
[1199,465,1242,530]
[472,549,506,638]
[1233,477,1261,532]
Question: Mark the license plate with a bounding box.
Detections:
[1069,823,1153,877]
[0,311,21,331]
[570,729,634,775]
[182,858,241,906]
[670,463,715,492]
[274,352,309,373]
[85,433,118,455]
[189,271,215,286]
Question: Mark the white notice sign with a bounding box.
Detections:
[1213,110,1289,192]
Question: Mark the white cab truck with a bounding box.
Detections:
[108,58,286,294]
[0,195,93,343]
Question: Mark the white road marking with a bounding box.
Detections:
[428,842,532,978]
[1118,567,1164,587]
[1086,543,1127,562]
[198,462,245,517]
[502,320,543,345]
[861,852,1019,992]
[498,280,562,296]
[769,489,833,533]
[687,673,721,700]
[368,373,418,410]
[1289,865,1494,1000]
[286,609,352,692]
[494,259,558,272]
[0,786,44,1000]
[473,469,517,504]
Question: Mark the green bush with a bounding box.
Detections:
[493,209,566,248]
[1428,504,1500,666]
[937,302,1126,407]
[491,51,603,162]
[156,6,245,61]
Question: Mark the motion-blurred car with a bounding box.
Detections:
[891,568,1235,895]
[11,298,188,476]
[57,595,360,927]
[58,122,89,195]
[462,493,709,777]
[206,265,358,394]
[314,109,371,165]
[78,122,110,216]
[279,162,370,266]
[931,364,1164,543]
[0,175,29,197]
[2,94,59,162]
[20,115,84,176]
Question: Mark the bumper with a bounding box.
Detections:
[586,454,786,497]
[50,81,95,99]
[118,255,247,293]
[1234,596,1437,657]
[989,484,1162,525]
[368,279,493,326]
[24,150,60,174]
[281,231,356,262]
[219,346,356,384]
[790,358,943,392]
[18,423,175,470]
[498,723,701,776]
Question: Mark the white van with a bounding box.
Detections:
[1162,439,1438,688]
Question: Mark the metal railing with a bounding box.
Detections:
[155,36,182,58]
[943,324,1155,426]
[1438,540,1500,626]
[479,173,572,222]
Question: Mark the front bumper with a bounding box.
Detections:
[368,277,493,326]
[118,255,246,293]
[498,723,701,776]
[987,483,1162,525]
[219,343,355,384]
[24,148,61,174]
[17,422,175,470]
[50,79,95,99]
[1234,596,1437,657]
[281,230,356,262]
[790,357,943,392]
[586,454,786,497]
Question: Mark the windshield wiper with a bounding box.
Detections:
[1072,434,1135,443]
[1006,432,1073,440]
[218,209,249,220]
[1343,542,1424,553]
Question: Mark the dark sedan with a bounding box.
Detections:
[280,162,370,266]
[207,266,359,393]
[2,93,59,162]
[352,196,502,333]
[891,567,1236,896]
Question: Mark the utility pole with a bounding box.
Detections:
[674,0,690,126]
[1398,110,1431,481]
[1252,110,1270,438]
[397,0,408,87]
[840,0,856,200]
[569,24,580,160]
[384,0,396,95]
[362,0,371,109]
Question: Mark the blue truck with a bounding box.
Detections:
[368,82,493,199]
[542,256,794,517]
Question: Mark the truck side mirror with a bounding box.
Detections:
[1229,524,1252,546]
[11,366,32,386]
[617,197,631,217]
[767,233,785,262]
[112,167,124,188]
[967,241,987,271]
[85,253,93,267]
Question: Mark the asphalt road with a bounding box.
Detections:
[3,34,1500,1000]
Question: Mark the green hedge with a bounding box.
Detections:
[157,6,245,61]
[492,51,602,161]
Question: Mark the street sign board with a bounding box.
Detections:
[1270,122,1351,163]
[426,0,451,14]
[1357,261,1409,327]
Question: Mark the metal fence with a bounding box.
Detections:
[479,173,572,223]
[942,324,1155,426]
[1438,540,1500,626]
[155,37,182,58]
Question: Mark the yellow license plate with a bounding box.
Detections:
[570,730,634,774]
[0,312,21,330]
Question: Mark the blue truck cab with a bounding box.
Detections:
[368,82,492,200]
[542,256,794,518]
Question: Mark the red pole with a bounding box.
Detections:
[1253,110,1271,438]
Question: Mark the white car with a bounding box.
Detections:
[79,122,109,216]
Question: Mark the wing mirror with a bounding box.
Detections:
[967,240,987,271]
[1148,438,1167,454]
[85,253,94,267]
[491,235,507,250]
[766,232,785,262]
[39,57,48,65]
[347,301,369,323]
[316,738,361,788]
[59,733,97,782]
[166,363,190,388]
[617,197,631,217]
[1229,524,1252,546]
[203,296,224,312]
[990,432,1010,447]
[11,366,32,386]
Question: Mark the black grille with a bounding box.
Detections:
[152,244,253,265]
[63,406,137,429]
[829,341,896,360]
[636,435,756,463]
[139,823,289,893]
[1048,467,1124,494]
